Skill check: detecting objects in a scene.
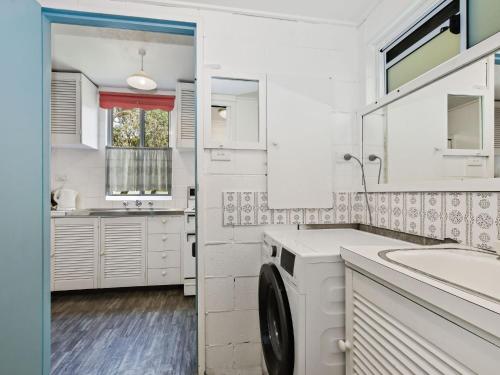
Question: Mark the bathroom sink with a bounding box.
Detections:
[379,247,500,303]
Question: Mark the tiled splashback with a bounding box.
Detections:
[222,191,500,250]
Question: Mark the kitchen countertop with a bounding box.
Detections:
[51,208,187,218]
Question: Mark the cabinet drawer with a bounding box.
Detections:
[148,251,180,269]
[148,216,183,234]
[148,268,180,285]
[148,233,180,251]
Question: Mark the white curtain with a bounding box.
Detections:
[106,148,172,193]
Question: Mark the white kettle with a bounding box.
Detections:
[53,189,78,211]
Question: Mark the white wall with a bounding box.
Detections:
[51,108,195,209]
[42,1,361,373]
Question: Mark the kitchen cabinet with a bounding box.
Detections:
[99,217,146,288]
[51,72,98,149]
[266,73,333,209]
[176,82,195,148]
[51,218,99,291]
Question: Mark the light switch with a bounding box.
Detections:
[211,149,232,161]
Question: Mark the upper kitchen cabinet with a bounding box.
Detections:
[267,74,334,209]
[176,81,196,148]
[51,72,98,149]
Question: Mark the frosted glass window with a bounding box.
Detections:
[468,0,500,47]
[387,30,460,93]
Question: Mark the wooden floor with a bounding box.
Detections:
[51,287,197,375]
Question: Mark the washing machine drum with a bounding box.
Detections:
[258,263,294,375]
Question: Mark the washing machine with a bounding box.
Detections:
[258,228,408,375]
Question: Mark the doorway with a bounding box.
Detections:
[44,10,198,375]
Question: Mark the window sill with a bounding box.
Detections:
[106,195,173,201]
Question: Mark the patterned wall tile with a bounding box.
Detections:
[289,209,305,225]
[223,192,238,225]
[305,209,320,224]
[422,192,445,239]
[333,192,351,223]
[405,192,422,236]
[470,192,498,250]
[389,192,404,232]
[376,192,390,229]
[239,192,257,225]
[256,192,271,225]
[221,190,500,252]
[350,193,366,224]
[444,192,468,245]
[319,208,334,224]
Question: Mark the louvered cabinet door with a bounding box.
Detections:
[51,218,99,291]
[176,82,195,148]
[51,72,81,145]
[100,217,146,288]
[345,270,500,375]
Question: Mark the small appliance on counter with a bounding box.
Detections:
[53,188,79,211]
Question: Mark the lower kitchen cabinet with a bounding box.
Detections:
[51,218,99,291]
[51,215,184,291]
[100,217,146,288]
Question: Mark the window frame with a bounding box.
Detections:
[381,0,466,94]
[106,107,172,199]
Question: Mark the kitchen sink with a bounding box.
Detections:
[379,247,500,303]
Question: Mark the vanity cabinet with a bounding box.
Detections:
[99,217,146,288]
[51,72,98,149]
[344,270,500,374]
[51,218,99,291]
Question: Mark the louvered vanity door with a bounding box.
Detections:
[176,82,195,148]
[51,72,81,145]
[100,217,146,288]
[51,218,99,291]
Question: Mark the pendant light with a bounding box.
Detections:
[127,48,157,91]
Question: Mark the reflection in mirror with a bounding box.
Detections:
[210,77,259,146]
[447,95,482,150]
[363,56,495,185]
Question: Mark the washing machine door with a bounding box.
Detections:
[259,263,294,375]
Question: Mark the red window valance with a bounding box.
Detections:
[99,91,175,111]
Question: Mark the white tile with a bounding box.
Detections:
[205,277,234,312]
[304,209,320,225]
[232,244,262,277]
[205,244,235,277]
[233,226,265,243]
[234,277,259,310]
[444,192,468,244]
[232,310,260,343]
[422,192,445,239]
[234,343,262,368]
[404,192,422,236]
[333,192,350,223]
[376,192,389,229]
[256,192,272,225]
[207,208,234,242]
[389,192,404,232]
[206,310,259,346]
[223,192,239,226]
[470,192,498,250]
[239,192,257,225]
[206,345,234,370]
[288,209,305,225]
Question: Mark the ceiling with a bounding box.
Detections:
[164,0,383,24]
[51,24,195,91]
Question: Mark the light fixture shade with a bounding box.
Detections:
[127,70,157,91]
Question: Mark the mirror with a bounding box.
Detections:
[362,55,496,185]
[206,74,266,149]
[447,95,483,150]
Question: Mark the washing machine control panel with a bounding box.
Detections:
[280,247,295,276]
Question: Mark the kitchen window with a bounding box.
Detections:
[100,92,175,198]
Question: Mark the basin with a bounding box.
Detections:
[379,247,500,303]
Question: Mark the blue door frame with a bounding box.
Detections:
[40,9,196,374]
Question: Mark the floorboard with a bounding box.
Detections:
[51,287,197,375]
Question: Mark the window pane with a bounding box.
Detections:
[387,29,460,93]
[468,0,500,47]
[112,108,141,147]
[145,109,169,148]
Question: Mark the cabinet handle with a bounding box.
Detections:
[337,339,351,352]
[192,242,196,258]
[161,219,167,224]
[162,236,167,241]
[100,251,106,256]
[162,254,167,259]
[162,271,167,276]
